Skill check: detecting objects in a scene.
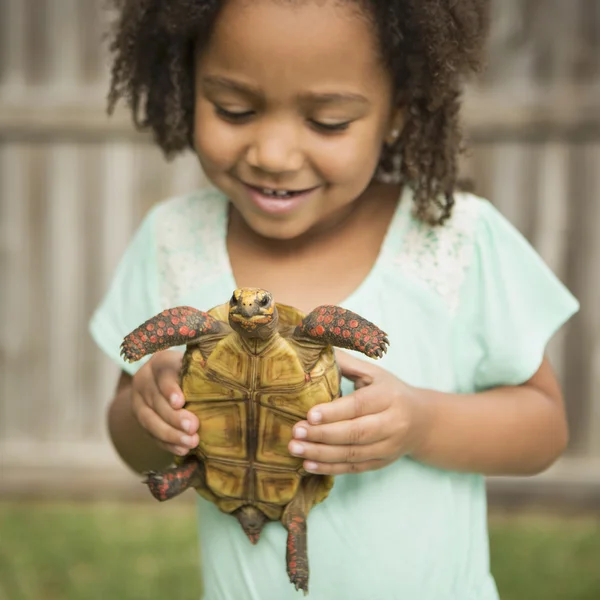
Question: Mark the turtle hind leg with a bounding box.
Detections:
[283,513,309,595]
[233,505,269,545]
[143,457,203,502]
[294,305,389,359]
[280,474,332,595]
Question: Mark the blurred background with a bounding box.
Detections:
[0,1,599,599]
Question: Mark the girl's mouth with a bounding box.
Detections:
[243,183,319,215]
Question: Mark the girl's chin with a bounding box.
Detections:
[241,212,316,241]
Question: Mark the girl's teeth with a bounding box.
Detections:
[261,188,291,198]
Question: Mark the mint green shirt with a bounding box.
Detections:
[90,186,579,600]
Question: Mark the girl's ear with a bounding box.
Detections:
[384,106,407,146]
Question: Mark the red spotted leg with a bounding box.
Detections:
[143,457,205,501]
[294,306,389,358]
[280,474,331,595]
[284,512,309,595]
[120,306,228,362]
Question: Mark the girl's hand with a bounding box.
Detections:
[288,351,428,475]
[130,350,199,457]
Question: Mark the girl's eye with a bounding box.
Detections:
[310,120,351,133]
[215,106,254,123]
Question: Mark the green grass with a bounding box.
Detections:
[0,502,598,600]
[0,502,201,600]
[489,512,600,600]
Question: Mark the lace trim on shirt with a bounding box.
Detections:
[395,194,481,313]
[156,188,229,307]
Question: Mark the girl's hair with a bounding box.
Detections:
[107,0,490,224]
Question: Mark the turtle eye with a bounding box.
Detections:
[259,296,270,307]
[230,294,237,306]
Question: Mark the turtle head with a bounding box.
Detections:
[228,288,278,339]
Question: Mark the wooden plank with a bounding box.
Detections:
[0,143,31,441]
[581,144,600,456]
[559,144,596,455]
[92,141,138,428]
[2,442,599,507]
[487,142,532,230]
[46,143,84,441]
[0,90,599,141]
[0,0,26,90]
[530,143,572,384]
[45,0,82,91]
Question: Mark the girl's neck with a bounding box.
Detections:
[226,181,402,311]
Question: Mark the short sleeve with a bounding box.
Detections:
[459,199,579,390]
[89,206,161,375]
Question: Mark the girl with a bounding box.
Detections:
[90,1,579,598]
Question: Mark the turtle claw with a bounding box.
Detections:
[364,337,389,359]
[143,470,171,501]
[288,572,308,595]
[120,340,142,363]
[141,471,162,485]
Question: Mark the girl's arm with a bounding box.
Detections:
[288,353,569,476]
[108,351,200,474]
[108,372,173,474]
[410,356,568,475]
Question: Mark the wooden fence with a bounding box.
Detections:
[1,0,599,505]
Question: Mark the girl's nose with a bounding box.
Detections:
[245,121,304,174]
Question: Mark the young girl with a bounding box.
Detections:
[90,1,579,598]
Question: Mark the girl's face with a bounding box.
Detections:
[193,0,402,240]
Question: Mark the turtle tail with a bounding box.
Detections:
[120,306,224,362]
[233,506,269,545]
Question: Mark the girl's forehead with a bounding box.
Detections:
[196,0,388,96]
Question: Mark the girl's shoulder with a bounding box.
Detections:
[151,185,229,235]
[148,186,231,305]
[392,190,490,313]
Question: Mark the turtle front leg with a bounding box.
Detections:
[121,306,227,362]
[143,457,204,501]
[294,306,389,359]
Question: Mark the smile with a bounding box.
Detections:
[248,184,317,198]
[241,182,320,215]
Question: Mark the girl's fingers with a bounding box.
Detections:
[157,375,185,409]
[293,414,385,446]
[133,393,199,450]
[306,387,388,425]
[137,363,199,435]
[162,443,194,457]
[303,458,388,475]
[289,438,391,465]
[147,387,199,435]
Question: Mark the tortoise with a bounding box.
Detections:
[120,288,389,594]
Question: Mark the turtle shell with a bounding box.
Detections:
[179,301,339,520]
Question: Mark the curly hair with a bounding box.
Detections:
[106,0,490,225]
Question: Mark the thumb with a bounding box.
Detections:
[334,349,380,387]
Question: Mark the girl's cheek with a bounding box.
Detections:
[313,138,381,183]
[195,123,242,168]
